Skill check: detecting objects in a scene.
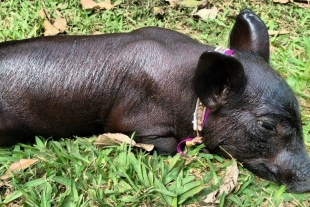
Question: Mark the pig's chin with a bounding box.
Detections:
[244,161,310,193]
[285,180,310,193]
[209,146,278,183]
[241,160,278,183]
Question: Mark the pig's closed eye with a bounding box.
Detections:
[258,120,276,132]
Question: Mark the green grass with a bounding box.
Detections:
[0,0,310,206]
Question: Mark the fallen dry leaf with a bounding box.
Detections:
[273,0,290,3]
[96,133,136,145]
[43,20,60,36]
[179,0,201,7]
[53,10,67,32]
[153,7,165,16]
[38,8,50,19]
[135,143,155,152]
[81,0,98,9]
[95,133,154,152]
[202,160,239,204]
[194,7,218,20]
[39,8,67,36]
[1,159,38,180]
[166,0,201,7]
[80,0,120,10]
[268,29,290,36]
[293,1,310,8]
[273,0,310,7]
[92,31,104,35]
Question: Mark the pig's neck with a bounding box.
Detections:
[176,98,210,156]
[176,47,234,155]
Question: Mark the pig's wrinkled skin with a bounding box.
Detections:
[0,9,309,193]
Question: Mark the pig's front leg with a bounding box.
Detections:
[134,135,178,155]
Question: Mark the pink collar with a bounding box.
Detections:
[214,46,235,56]
[177,47,234,157]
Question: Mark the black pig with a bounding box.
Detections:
[0,9,309,193]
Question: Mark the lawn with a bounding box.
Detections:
[0,0,309,206]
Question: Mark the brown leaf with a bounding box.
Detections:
[38,8,50,19]
[53,10,67,32]
[38,8,46,19]
[80,0,98,9]
[193,7,218,20]
[293,1,310,8]
[80,0,115,10]
[202,160,239,204]
[166,0,201,7]
[95,133,135,145]
[92,31,104,35]
[272,0,310,5]
[1,159,38,180]
[153,7,165,15]
[273,0,290,3]
[95,133,154,151]
[135,143,155,152]
[268,29,290,36]
[39,8,67,36]
[179,0,201,7]
[43,20,60,36]
[97,0,114,10]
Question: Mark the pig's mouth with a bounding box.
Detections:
[207,146,310,193]
[230,157,310,193]
[242,160,278,183]
[210,146,278,183]
[285,179,310,193]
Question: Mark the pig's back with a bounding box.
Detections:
[0,27,210,137]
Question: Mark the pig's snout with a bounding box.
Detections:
[249,148,310,193]
[287,175,310,193]
[271,149,310,193]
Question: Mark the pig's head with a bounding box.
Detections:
[194,9,310,193]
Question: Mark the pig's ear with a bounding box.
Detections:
[229,9,269,63]
[194,52,245,110]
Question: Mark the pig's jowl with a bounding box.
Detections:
[0,9,309,193]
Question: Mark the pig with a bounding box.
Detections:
[0,9,309,193]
